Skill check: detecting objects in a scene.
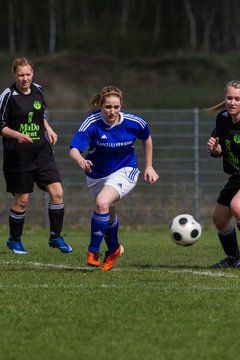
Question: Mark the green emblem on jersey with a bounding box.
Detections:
[28,112,33,123]
[19,111,40,140]
[225,139,231,151]
[233,134,240,144]
[33,101,41,110]
[225,139,240,169]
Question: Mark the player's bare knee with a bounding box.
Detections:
[212,213,226,230]
[50,193,63,204]
[95,197,110,213]
[47,183,63,201]
[14,199,28,211]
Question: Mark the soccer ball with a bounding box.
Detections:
[169,214,202,246]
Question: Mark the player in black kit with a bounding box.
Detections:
[0,57,72,254]
[207,80,240,268]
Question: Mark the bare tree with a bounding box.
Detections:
[121,0,129,38]
[154,0,162,40]
[232,0,240,50]
[220,0,231,51]
[21,0,29,53]
[8,0,16,53]
[49,0,56,54]
[184,0,197,49]
[80,0,90,33]
[201,17,214,52]
[1,0,239,56]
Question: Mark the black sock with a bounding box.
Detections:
[9,209,25,240]
[48,203,64,238]
[218,226,240,258]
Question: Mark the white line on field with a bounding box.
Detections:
[117,268,237,278]
[169,269,237,278]
[0,260,237,278]
[1,259,91,271]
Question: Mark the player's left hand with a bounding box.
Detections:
[144,166,159,184]
[47,128,58,145]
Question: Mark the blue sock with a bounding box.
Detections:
[104,216,120,254]
[89,211,109,252]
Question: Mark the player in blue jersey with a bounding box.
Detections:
[69,85,159,270]
[0,57,72,254]
[207,80,240,268]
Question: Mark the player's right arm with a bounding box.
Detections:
[207,136,221,156]
[0,88,32,143]
[69,147,93,172]
[1,127,33,143]
[69,115,95,172]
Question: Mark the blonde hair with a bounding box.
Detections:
[207,80,240,112]
[87,86,123,114]
[11,57,34,74]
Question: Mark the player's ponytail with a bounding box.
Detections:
[206,80,240,113]
[206,101,225,113]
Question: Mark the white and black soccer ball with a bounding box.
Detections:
[169,214,202,246]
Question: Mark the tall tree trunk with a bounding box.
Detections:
[184,0,197,49]
[201,19,213,52]
[154,0,162,40]
[80,0,90,33]
[8,0,16,54]
[121,0,129,38]
[49,0,56,54]
[232,0,240,50]
[21,0,29,53]
[221,0,230,51]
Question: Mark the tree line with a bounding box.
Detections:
[1,0,240,57]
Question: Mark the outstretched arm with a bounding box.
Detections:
[141,136,159,184]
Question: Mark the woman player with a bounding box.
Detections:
[0,57,72,254]
[69,85,159,270]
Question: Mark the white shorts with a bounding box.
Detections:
[86,167,140,201]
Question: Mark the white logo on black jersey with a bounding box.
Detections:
[12,91,18,96]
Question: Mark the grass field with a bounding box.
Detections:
[0,225,239,360]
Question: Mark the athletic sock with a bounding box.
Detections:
[104,216,120,253]
[49,203,64,238]
[89,211,109,252]
[9,209,25,240]
[218,225,240,259]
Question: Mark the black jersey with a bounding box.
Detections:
[0,83,54,172]
[213,110,240,175]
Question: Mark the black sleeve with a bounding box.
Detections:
[0,88,11,135]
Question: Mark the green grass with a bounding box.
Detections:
[0,225,239,360]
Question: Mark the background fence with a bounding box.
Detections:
[0,109,226,227]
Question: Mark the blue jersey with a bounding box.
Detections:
[70,109,150,178]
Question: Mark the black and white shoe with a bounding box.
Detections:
[211,256,240,269]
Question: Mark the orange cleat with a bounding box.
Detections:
[87,251,101,267]
[101,245,124,271]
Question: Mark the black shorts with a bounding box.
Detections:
[4,160,62,194]
[217,175,240,207]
